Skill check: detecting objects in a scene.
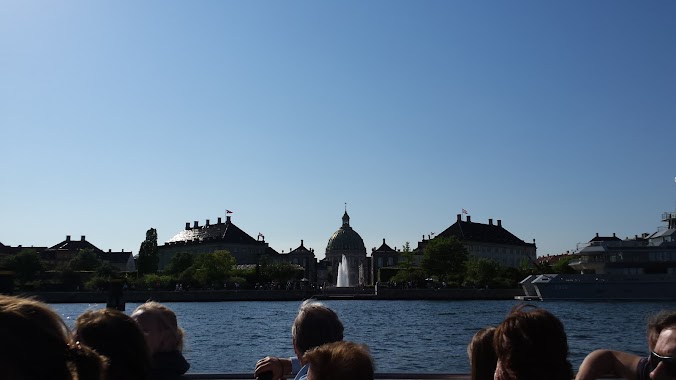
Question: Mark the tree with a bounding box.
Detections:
[421,236,468,283]
[397,242,415,278]
[261,262,304,283]
[190,250,236,288]
[464,257,501,287]
[165,252,194,275]
[0,249,44,285]
[138,228,159,275]
[552,257,577,274]
[68,249,103,271]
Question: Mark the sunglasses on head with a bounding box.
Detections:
[650,351,676,376]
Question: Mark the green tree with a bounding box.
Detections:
[165,252,194,275]
[191,250,236,288]
[552,257,576,274]
[464,257,501,287]
[396,242,416,280]
[138,228,159,275]
[68,249,103,271]
[261,262,304,283]
[0,249,44,285]
[421,236,468,283]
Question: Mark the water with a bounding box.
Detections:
[337,254,350,287]
[52,300,676,374]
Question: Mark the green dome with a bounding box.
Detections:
[326,212,366,252]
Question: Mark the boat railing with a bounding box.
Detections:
[181,374,464,379]
[180,374,624,380]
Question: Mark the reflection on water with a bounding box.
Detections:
[52,300,676,373]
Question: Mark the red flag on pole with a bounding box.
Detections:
[226,210,233,214]
[462,208,468,214]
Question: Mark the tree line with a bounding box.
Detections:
[0,229,576,292]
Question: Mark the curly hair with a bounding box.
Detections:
[303,341,374,380]
[494,305,572,380]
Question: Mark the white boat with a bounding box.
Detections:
[523,210,676,301]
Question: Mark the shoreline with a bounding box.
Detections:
[12,288,523,303]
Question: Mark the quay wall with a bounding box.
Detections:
[14,288,523,304]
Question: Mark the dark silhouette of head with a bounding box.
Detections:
[468,326,497,380]
[75,308,151,380]
[494,305,572,380]
[292,300,344,358]
[0,295,107,380]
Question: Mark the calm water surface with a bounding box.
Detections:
[52,300,676,374]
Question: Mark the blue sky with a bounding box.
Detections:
[2,1,675,259]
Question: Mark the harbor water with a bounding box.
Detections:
[52,300,676,374]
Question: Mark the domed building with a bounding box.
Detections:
[325,211,369,286]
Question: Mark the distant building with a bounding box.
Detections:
[41,235,135,272]
[416,214,536,268]
[370,238,399,283]
[325,211,370,286]
[285,240,317,282]
[158,215,270,270]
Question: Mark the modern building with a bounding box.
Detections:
[324,211,369,286]
[416,214,536,268]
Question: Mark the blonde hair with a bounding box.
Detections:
[303,341,374,380]
[0,295,107,380]
[132,301,185,352]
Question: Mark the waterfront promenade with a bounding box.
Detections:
[22,287,523,303]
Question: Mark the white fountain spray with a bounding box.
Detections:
[336,254,350,287]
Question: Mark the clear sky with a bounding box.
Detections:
[2,1,675,260]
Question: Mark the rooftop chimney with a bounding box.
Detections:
[66,235,71,241]
[218,217,222,224]
[457,214,461,222]
[467,216,471,223]
[226,216,231,223]
[497,220,502,227]
[489,218,493,225]
[383,238,386,244]
[596,233,599,237]
[206,219,210,226]
[194,221,199,228]
[613,233,616,238]
[186,222,190,230]
[109,249,111,252]
[301,239,304,246]
[81,235,85,241]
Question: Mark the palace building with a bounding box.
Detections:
[324,211,370,286]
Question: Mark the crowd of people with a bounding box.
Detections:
[0,295,189,380]
[0,292,674,380]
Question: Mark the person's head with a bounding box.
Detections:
[494,305,572,380]
[648,311,676,351]
[650,327,676,380]
[468,326,497,380]
[0,295,107,380]
[75,308,151,380]
[291,300,344,361]
[131,301,184,354]
[303,341,374,380]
